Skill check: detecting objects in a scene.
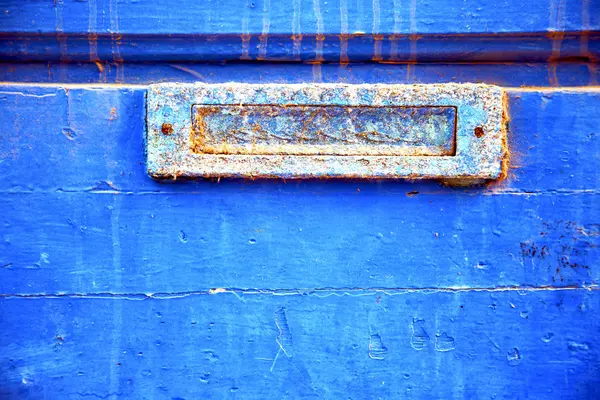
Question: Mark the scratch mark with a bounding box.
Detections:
[271,307,293,373]
[169,64,206,80]
[274,307,293,358]
[30,252,50,269]
[269,348,281,372]
[3,285,596,299]
[76,392,122,399]
[484,332,500,350]
[0,91,57,99]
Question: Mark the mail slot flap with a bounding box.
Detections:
[146,83,507,181]
[192,104,457,156]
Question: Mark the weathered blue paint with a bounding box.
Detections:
[2,85,598,192]
[1,85,599,296]
[0,83,597,399]
[3,0,597,34]
[1,290,599,399]
[2,190,598,295]
[1,62,597,87]
[1,0,600,398]
[1,0,598,62]
[1,33,598,63]
[146,83,506,180]
[0,88,598,396]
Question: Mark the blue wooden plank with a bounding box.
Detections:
[1,190,598,294]
[1,33,598,62]
[2,0,596,35]
[1,3,598,400]
[1,86,598,294]
[1,85,599,193]
[1,0,598,62]
[1,62,598,87]
[1,289,598,399]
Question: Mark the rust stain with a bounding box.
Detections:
[161,123,174,135]
[240,34,252,61]
[372,34,384,62]
[339,34,350,64]
[314,34,325,63]
[88,34,99,63]
[191,104,456,156]
[291,34,303,61]
[257,34,268,60]
[388,34,400,62]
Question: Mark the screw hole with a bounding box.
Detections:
[161,123,174,135]
[474,127,485,138]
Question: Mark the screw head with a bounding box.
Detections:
[161,123,174,135]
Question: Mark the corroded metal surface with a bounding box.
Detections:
[192,105,456,156]
[146,83,507,181]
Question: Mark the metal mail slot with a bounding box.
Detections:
[192,105,457,156]
[146,83,507,181]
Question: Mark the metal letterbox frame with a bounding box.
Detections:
[146,83,507,181]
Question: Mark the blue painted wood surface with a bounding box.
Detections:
[2,33,598,62]
[3,0,597,34]
[1,0,598,62]
[1,62,598,87]
[1,290,599,399]
[1,82,599,398]
[1,1,600,398]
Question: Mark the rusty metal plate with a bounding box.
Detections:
[192,105,456,156]
[146,83,507,181]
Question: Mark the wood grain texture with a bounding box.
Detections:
[1,85,599,192]
[1,290,598,399]
[1,33,598,63]
[2,0,596,35]
[0,0,598,62]
[1,190,598,294]
[0,62,597,87]
[1,74,599,398]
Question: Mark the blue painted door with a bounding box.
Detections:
[1,1,599,398]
